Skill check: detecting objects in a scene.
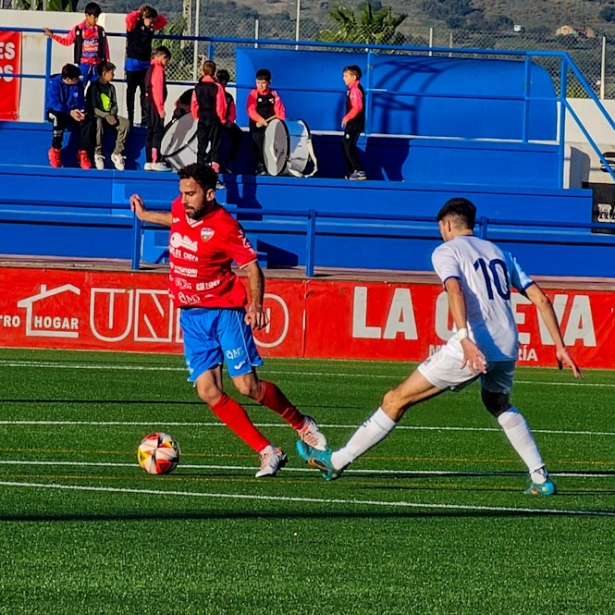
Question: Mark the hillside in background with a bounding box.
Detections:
[101,0,615,39]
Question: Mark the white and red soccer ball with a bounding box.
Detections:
[137,432,180,475]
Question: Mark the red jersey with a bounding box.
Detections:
[168,197,258,309]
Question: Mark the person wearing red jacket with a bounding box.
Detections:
[43,2,109,86]
[341,64,366,181]
[190,61,227,175]
[216,69,244,173]
[246,68,286,175]
[125,4,168,126]
[143,45,171,171]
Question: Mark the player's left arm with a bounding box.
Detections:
[273,92,286,120]
[243,261,269,330]
[525,283,582,378]
[444,277,487,375]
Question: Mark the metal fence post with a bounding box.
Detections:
[131,216,142,270]
[306,209,316,277]
[600,36,606,101]
[477,216,488,239]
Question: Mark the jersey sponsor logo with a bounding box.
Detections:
[238,229,256,253]
[170,232,198,252]
[170,263,198,278]
[177,292,201,305]
[200,227,215,242]
[174,278,193,290]
[196,279,221,291]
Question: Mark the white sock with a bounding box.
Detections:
[497,407,547,484]
[331,408,397,470]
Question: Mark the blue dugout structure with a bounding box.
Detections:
[1,28,615,276]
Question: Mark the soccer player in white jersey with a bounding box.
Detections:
[297,197,582,495]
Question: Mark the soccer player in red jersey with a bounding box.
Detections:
[130,163,327,477]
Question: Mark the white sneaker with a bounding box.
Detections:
[151,162,171,172]
[297,416,328,451]
[255,446,288,478]
[111,153,125,171]
[144,162,153,171]
[94,154,105,170]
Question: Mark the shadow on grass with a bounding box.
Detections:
[0,508,609,522]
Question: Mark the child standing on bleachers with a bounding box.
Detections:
[45,63,92,170]
[125,4,168,126]
[143,45,172,171]
[216,69,244,173]
[246,68,286,175]
[43,2,109,86]
[191,60,227,173]
[341,64,366,181]
[86,61,130,171]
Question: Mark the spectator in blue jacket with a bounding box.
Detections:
[45,63,93,169]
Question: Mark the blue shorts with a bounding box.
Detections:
[179,307,263,382]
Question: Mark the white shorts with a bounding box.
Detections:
[418,343,515,394]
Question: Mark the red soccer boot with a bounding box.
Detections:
[77,150,92,170]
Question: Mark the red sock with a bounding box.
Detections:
[209,394,270,453]
[257,381,305,430]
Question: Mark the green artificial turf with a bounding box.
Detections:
[0,348,613,615]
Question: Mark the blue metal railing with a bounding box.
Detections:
[2,26,614,186]
[132,208,615,275]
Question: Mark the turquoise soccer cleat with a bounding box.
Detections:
[524,478,557,496]
[295,441,344,481]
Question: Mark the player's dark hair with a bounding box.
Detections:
[256,68,271,82]
[343,65,362,80]
[139,4,158,19]
[152,45,171,60]
[178,163,218,192]
[96,60,116,76]
[84,2,102,17]
[202,60,216,77]
[216,69,230,84]
[61,63,82,80]
[437,198,477,229]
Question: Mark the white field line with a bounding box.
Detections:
[0,419,614,438]
[0,479,613,517]
[0,459,612,479]
[0,359,612,387]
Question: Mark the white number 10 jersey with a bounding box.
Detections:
[431,234,535,360]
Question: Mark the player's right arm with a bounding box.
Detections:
[43,25,77,46]
[130,194,172,227]
[524,284,582,378]
[444,277,487,375]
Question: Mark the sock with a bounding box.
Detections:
[497,407,547,483]
[331,408,397,470]
[209,394,270,453]
[257,381,305,430]
[152,147,158,163]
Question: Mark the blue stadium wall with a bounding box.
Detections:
[0,49,609,277]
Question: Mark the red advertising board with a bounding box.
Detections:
[0,31,21,121]
[0,267,614,368]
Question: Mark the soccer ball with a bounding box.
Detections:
[137,432,180,475]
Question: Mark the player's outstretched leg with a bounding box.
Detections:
[296,441,344,481]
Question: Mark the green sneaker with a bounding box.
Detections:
[524,478,557,496]
[295,441,344,481]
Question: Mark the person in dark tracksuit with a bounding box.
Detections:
[43,2,109,86]
[191,60,227,174]
[216,69,244,173]
[125,4,168,126]
[143,45,171,171]
[246,68,286,175]
[341,64,366,181]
